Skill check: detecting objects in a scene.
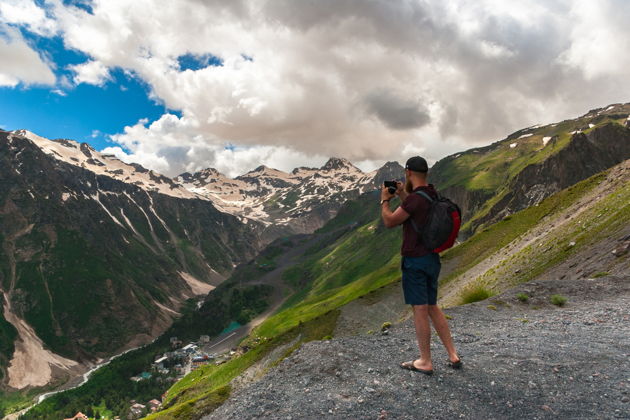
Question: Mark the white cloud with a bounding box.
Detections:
[7,0,630,176]
[558,0,630,79]
[0,24,55,87]
[68,60,110,86]
[0,0,57,36]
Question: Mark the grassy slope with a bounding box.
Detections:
[471,169,630,292]
[430,108,630,232]
[439,171,607,286]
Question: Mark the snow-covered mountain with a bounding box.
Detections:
[177,157,404,234]
[14,129,404,236]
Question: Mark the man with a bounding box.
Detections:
[380,156,461,375]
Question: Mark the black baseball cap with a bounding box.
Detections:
[405,156,428,173]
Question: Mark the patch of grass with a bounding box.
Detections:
[516,293,530,303]
[381,322,392,331]
[486,304,497,311]
[460,284,495,304]
[550,294,568,307]
[592,271,609,278]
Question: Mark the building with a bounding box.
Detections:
[129,403,146,419]
[152,355,168,370]
[147,398,162,412]
[64,413,89,420]
[199,335,210,343]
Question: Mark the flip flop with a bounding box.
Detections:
[447,358,463,369]
[400,360,433,375]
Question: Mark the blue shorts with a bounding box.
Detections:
[401,253,441,305]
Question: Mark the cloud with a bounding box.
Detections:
[0,0,57,36]
[68,60,110,86]
[0,24,56,87]
[363,90,431,130]
[7,0,630,176]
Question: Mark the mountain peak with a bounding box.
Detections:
[321,157,356,171]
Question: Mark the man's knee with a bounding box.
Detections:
[427,304,440,314]
[413,304,429,315]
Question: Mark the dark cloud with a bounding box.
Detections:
[364,90,431,130]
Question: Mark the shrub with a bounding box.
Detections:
[550,294,568,307]
[516,293,529,303]
[460,284,495,304]
[381,322,392,331]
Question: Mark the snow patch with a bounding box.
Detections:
[517,133,533,139]
[588,123,595,128]
[91,193,124,227]
[542,136,552,146]
[510,143,517,148]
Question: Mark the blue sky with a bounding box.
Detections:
[0,31,174,151]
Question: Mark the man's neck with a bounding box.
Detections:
[411,179,428,190]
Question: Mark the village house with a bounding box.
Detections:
[128,402,146,419]
[199,335,210,343]
[64,413,89,420]
[147,398,162,412]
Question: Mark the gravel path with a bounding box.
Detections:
[205,275,630,420]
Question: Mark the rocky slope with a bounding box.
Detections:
[206,274,629,420]
[0,130,262,391]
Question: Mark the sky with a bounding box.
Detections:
[1,0,629,178]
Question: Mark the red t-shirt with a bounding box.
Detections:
[399,184,438,257]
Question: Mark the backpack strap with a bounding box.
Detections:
[409,190,435,233]
[414,190,434,203]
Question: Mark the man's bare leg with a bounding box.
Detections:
[428,304,459,362]
[411,305,433,370]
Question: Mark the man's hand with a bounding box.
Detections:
[381,186,395,201]
[396,181,408,201]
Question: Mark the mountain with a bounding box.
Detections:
[430,103,630,236]
[0,130,264,392]
[6,102,630,419]
[176,158,404,236]
[0,128,403,414]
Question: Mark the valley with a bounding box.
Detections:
[1,103,629,419]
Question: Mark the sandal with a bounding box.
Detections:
[400,360,433,375]
[447,358,463,369]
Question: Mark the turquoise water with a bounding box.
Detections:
[220,321,241,335]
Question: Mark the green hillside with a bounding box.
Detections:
[430,104,630,233]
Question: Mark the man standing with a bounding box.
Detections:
[380,156,461,375]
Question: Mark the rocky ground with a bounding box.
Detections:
[205,274,630,420]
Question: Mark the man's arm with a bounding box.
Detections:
[380,186,410,228]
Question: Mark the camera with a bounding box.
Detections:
[383,180,398,194]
